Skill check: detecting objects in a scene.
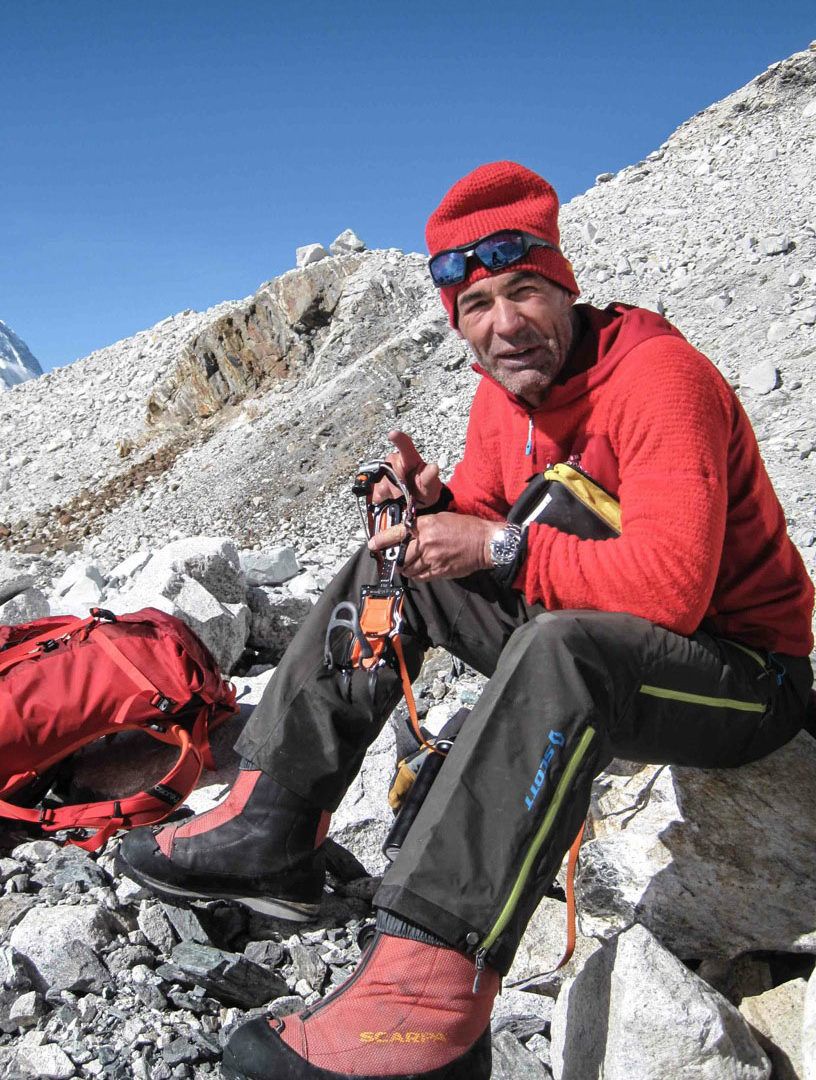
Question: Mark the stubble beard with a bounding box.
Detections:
[479,313,574,407]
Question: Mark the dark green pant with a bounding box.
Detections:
[236,546,813,974]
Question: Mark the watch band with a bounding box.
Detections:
[489,523,523,567]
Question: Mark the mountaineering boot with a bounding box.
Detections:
[116,762,330,920]
[221,930,498,1079]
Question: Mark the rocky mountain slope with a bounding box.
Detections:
[0,47,814,599]
[0,323,42,392]
[1,41,815,1080]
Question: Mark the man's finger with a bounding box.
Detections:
[367,523,412,552]
[370,477,404,504]
[387,430,425,477]
[414,462,441,502]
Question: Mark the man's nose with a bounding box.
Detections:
[492,297,526,336]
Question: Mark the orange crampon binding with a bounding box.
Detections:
[323,460,434,755]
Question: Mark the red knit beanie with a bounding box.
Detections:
[425,161,579,326]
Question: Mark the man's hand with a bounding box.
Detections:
[368,511,497,581]
[371,430,443,508]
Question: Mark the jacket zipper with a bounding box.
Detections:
[524,415,534,458]
[471,726,597,990]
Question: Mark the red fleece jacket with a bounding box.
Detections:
[447,303,814,656]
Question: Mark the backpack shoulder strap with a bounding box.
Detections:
[0,713,206,851]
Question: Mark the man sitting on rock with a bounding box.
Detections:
[118,161,815,1080]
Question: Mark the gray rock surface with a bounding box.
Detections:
[111,562,250,673]
[742,359,780,394]
[551,924,771,1079]
[7,990,43,1029]
[296,242,329,267]
[739,979,808,1080]
[155,940,289,1008]
[15,1040,77,1078]
[240,545,300,586]
[576,734,816,959]
[0,573,35,606]
[9,906,116,993]
[330,229,366,255]
[804,964,816,1080]
[0,586,50,624]
[507,895,601,995]
[492,1028,553,1078]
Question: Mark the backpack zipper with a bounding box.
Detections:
[471,725,597,990]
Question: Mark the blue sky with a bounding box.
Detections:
[3,2,814,372]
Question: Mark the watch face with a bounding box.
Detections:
[490,527,520,566]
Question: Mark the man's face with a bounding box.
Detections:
[456,271,576,407]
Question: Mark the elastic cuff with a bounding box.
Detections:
[375,909,450,948]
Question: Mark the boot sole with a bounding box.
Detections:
[115,854,321,921]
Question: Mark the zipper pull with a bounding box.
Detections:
[472,948,486,994]
[524,417,533,457]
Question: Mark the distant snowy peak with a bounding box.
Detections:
[0,320,43,390]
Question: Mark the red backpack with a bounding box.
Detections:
[0,607,238,850]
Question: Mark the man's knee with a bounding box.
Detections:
[508,608,654,658]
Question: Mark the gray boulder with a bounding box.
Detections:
[14,1041,76,1079]
[330,229,366,255]
[550,924,770,1080]
[137,900,177,955]
[0,587,49,624]
[58,570,104,615]
[739,979,808,1080]
[112,572,249,673]
[247,587,311,657]
[9,904,117,993]
[155,940,288,1008]
[296,243,329,268]
[0,573,35,605]
[7,990,43,1029]
[804,964,816,1080]
[138,536,246,604]
[108,548,152,585]
[492,1029,553,1078]
[576,734,816,959]
[52,560,105,598]
[742,359,779,393]
[330,722,397,875]
[169,575,249,672]
[240,546,300,586]
[508,895,601,996]
[108,536,250,671]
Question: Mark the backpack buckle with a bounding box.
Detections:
[151,694,174,713]
[38,807,56,825]
[90,608,117,622]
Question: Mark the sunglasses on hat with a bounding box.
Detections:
[428,230,561,288]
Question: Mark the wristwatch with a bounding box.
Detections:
[489,523,523,567]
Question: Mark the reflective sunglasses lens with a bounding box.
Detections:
[474,233,526,270]
[430,251,467,286]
